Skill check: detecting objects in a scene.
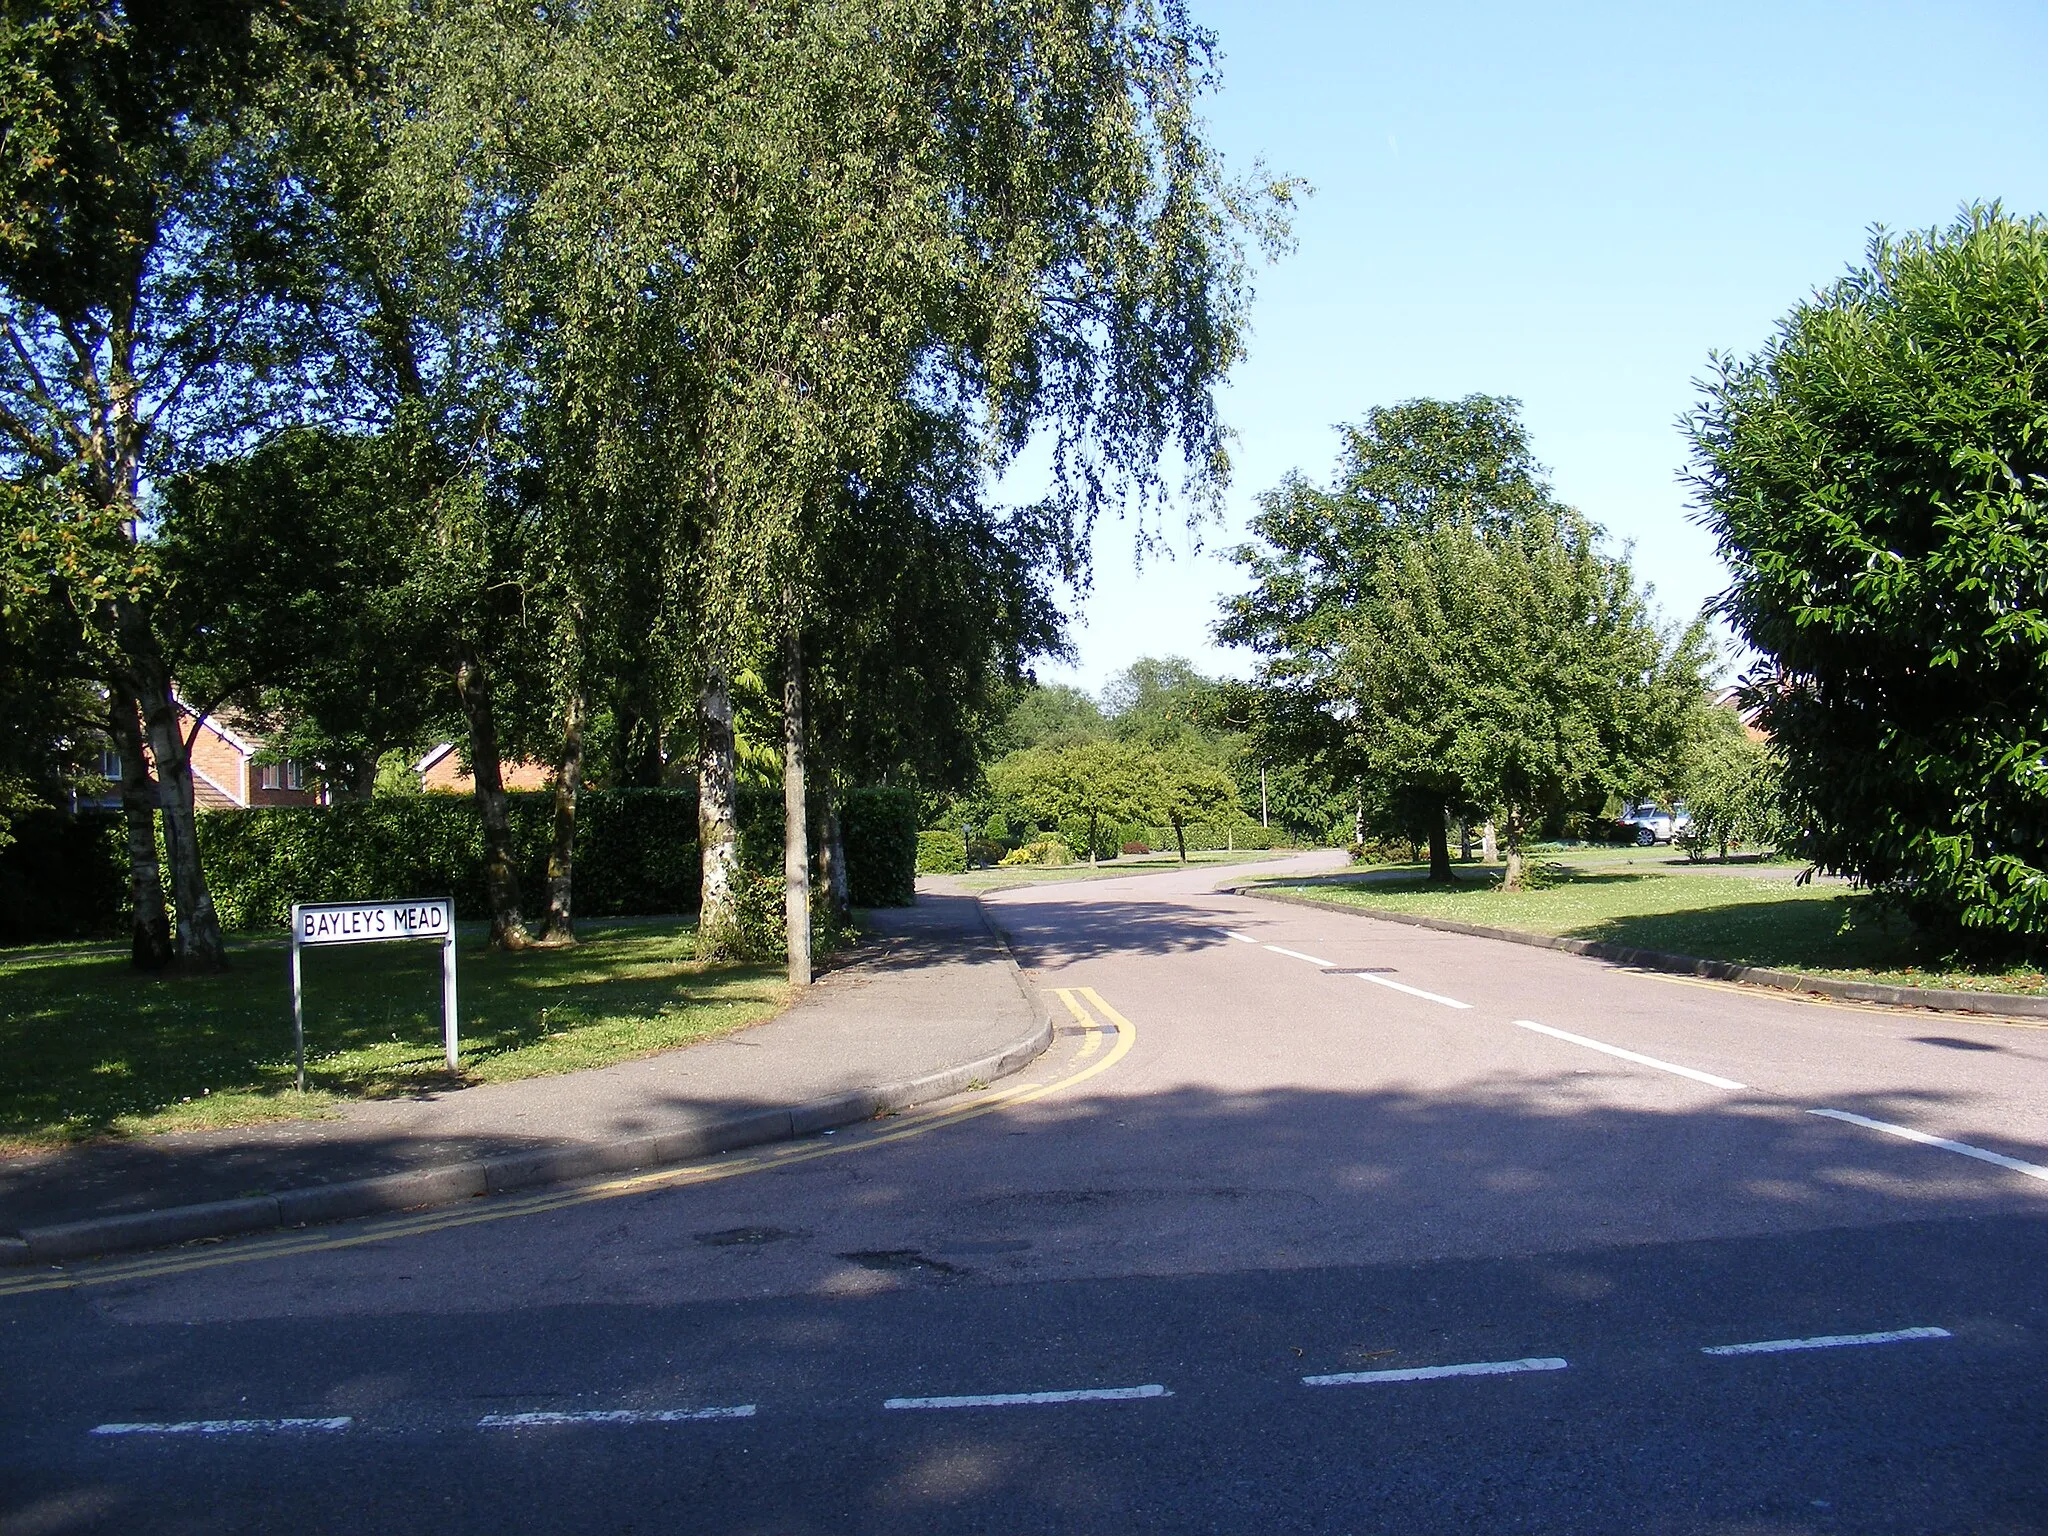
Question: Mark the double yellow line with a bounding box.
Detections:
[0,987,1135,1299]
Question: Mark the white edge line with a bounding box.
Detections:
[883,1385,1170,1410]
[90,1417,352,1436]
[1702,1326,1950,1357]
[477,1406,757,1427]
[1353,972,1472,1009]
[1224,930,1260,944]
[1304,1357,1567,1387]
[1514,1020,1746,1090]
[1265,944,1337,967]
[1807,1108,2048,1184]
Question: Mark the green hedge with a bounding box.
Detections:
[0,782,920,943]
[0,811,128,942]
[194,790,703,929]
[843,788,918,904]
[916,829,967,875]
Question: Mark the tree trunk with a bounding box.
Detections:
[696,659,743,958]
[539,682,587,944]
[108,686,171,971]
[1501,811,1526,891]
[1353,792,1365,847]
[454,647,529,949]
[782,627,812,987]
[119,625,226,970]
[815,754,849,926]
[1173,817,1187,862]
[1087,811,1099,866]
[342,755,377,802]
[1428,814,1453,883]
[1459,821,1472,862]
[1481,820,1497,863]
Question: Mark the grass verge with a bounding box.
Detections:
[0,919,785,1151]
[1252,860,2048,997]
[948,849,1311,895]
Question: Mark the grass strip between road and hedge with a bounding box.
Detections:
[1251,859,2048,997]
[949,849,1302,894]
[0,919,785,1152]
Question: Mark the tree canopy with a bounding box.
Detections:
[1227,398,1707,885]
[1689,206,2048,948]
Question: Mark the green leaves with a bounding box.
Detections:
[1689,205,2048,950]
[1226,397,1706,860]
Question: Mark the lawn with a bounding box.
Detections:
[948,849,1309,894]
[0,919,786,1151]
[1253,859,2048,997]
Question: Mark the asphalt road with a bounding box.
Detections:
[5,854,2044,1534]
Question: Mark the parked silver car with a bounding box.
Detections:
[1618,802,1690,846]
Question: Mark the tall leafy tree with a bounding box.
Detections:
[1220,398,1559,878]
[1345,510,1704,888]
[991,740,1161,866]
[1688,206,2048,948]
[1227,399,1705,886]
[1152,745,1240,861]
[155,427,452,800]
[0,0,341,967]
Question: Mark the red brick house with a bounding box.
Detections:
[178,702,322,810]
[414,743,552,794]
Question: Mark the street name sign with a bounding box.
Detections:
[289,898,459,1091]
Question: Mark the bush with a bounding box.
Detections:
[2,783,919,942]
[916,829,968,875]
[840,786,918,906]
[1348,835,1421,865]
[0,811,128,942]
[999,838,1071,867]
[1690,208,2048,947]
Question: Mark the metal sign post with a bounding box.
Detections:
[289,898,459,1092]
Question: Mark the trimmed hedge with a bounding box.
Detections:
[0,783,920,943]
[195,790,704,929]
[916,829,967,875]
[842,788,918,905]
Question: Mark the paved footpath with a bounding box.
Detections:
[0,893,1044,1245]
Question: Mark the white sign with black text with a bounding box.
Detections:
[289,898,459,1091]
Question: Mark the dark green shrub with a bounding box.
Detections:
[917,830,967,875]
[842,787,917,904]
[0,812,127,942]
[5,784,913,941]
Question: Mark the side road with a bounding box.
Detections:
[0,894,1048,1264]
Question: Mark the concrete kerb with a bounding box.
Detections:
[1229,884,2048,1022]
[5,907,1055,1268]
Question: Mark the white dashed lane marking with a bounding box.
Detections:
[1304,1357,1568,1387]
[1264,943,1337,967]
[1349,972,1471,1010]
[90,1418,351,1436]
[1256,941,1472,1008]
[1702,1327,1951,1357]
[1807,1109,2048,1185]
[1514,1019,1747,1090]
[883,1385,1170,1410]
[478,1406,756,1427]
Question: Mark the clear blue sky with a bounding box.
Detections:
[1034,0,2048,696]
